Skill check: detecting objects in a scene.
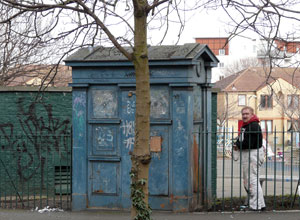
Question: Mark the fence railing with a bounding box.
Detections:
[4,130,300,212]
[200,129,300,212]
[0,135,72,210]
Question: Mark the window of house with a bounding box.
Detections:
[260,95,273,109]
[277,91,283,100]
[219,49,225,55]
[261,120,273,133]
[238,94,246,106]
[287,119,300,131]
[287,120,293,131]
[287,95,299,109]
[219,62,224,68]
[283,46,287,51]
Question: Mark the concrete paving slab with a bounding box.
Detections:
[1,209,300,220]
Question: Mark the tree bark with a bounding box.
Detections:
[131,1,151,219]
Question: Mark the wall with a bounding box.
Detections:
[195,38,229,55]
[218,91,256,132]
[257,78,300,146]
[0,89,72,194]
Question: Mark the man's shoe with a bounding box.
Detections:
[248,208,260,211]
[239,205,248,211]
[248,207,266,212]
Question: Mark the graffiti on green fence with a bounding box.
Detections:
[0,97,71,186]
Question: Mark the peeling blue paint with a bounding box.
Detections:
[72,90,87,210]
[67,44,217,211]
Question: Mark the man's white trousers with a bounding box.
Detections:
[241,147,266,210]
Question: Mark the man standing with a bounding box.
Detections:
[235,106,266,211]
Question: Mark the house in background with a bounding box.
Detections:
[214,67,300,147]
[195,36,258,82]
[4,64,72,87]
[195,35,300,83]
[0,64,73,208]
[273,38,300,56]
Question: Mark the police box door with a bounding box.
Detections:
[87,86,122,208]
[87,85,171,209]
[120,86,171,209]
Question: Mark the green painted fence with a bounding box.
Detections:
[0,88,72,209]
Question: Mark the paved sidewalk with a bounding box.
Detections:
[1,209,300,220]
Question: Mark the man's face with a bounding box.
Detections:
[241,109,253,123]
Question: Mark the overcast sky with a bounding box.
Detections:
[179,9,230,43]
[147,7,242,45]
[147,3,300,46]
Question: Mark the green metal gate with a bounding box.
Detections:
[0,135,72,210]
[202,128,300,212]
[198,91,300,212]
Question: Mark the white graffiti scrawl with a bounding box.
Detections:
[126,100,135,115]
[124,137,135,150]
[95,127,113,148]
[120,120,135,150]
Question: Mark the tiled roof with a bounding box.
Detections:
[213,72,241,90]
[214,67,300,92]
[65,43,211,61]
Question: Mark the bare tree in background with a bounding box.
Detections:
[0,4,59,86]
[3,0,300,215]
[269,71,300,132]
[217,92,240,128]
[206,0,300,140]
[222,57,262,77]
[0,0,205,218]
[207,0,300,79]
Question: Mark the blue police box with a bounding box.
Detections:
[65,43,218,211]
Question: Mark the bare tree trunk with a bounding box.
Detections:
[131,1,151,219]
